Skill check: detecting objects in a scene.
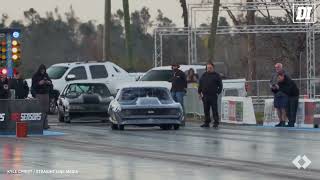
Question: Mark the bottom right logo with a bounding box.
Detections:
[292,155,312,169]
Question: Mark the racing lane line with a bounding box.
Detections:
[57,125,318,146]
[24,137,320,180]
[55,123,320,143]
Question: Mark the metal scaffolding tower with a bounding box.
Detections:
[153,0,319,97]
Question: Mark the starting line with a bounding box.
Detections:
[0,130,65,137]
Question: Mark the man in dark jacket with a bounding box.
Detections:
[273,71,299,127]
[0,73,10,99]
[32,64,52,129]
[170,64,187,110]
[198,62,223,128]
[10,71,29,99]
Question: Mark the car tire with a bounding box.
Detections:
[118,125,125,131]
[160,125,170,130]
[58,110,64,122]
[173,125,180,130]
[111,123,118,130]
[65,116,71,123]
[49,98,57,114]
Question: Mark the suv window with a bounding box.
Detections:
[90,65,108,79]
[47,66,69,79]
[68,66,87,80]
[140,70,173,81]
[113,66,121,73]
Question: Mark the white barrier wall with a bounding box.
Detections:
[221,97,256,125]
[264,99,320,127]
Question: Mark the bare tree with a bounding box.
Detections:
[179,0,188,27]
[208,0,220,62]
[103,0,111,61]
[123,0,133,69]
[246,0,257,80]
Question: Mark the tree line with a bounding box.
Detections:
[0,1,319,80]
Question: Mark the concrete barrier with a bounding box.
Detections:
[0,99,44,135]
[264,99,320,127]
[221,97,256,124]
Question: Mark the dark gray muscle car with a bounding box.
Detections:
[108,86,184,130]
[57,82,114,123]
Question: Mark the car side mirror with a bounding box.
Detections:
[66,74,76,81]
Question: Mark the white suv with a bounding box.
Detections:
[28,61,135,95]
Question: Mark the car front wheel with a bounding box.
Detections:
[118,125,125,131]
[58,109,64,122]
[160,124,172,130]
[111,123,118,130]
[64,116,71,123]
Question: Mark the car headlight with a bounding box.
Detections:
[168,109,180,116]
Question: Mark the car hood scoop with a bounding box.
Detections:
[136,97,161,105]
[83,94,100,104]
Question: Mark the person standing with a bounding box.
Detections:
[10,71,29,99]
[270,63,285,86]
[273,71,299,127]
[0,73,10,99]
[186,68,199,88]
[198,62,223,128]
[32,64,52,129]
[170,64,187,110]
[270,63,289,127]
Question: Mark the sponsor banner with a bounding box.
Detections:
[0,113,5,121]
[11,113,42,121]
[221,97,255,124]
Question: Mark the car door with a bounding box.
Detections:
[58,84,69,111]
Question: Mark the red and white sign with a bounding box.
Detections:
[11,113,42,121]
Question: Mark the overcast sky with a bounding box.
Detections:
[0,0,206,26]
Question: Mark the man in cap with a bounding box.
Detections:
[170,64,187,114]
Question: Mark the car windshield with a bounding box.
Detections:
[47,66,69,79]
[119,87,171,101]
[65,83,111,97]
[140,70,173,81]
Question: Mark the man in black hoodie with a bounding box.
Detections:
[32,64,52,129]
[198,62,223,128]
[10,71,29,99]
[272,71,299,127]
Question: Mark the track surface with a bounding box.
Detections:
[1,115,320,180]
